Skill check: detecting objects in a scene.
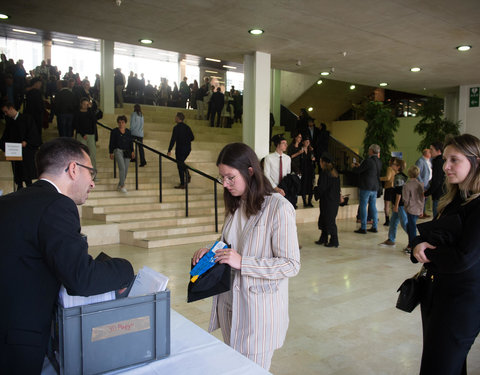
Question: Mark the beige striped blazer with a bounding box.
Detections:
[209,193,301,356]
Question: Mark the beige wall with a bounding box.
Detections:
[330,117,423,169]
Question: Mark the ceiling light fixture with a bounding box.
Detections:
[350,85,356,90]
[317,80,323,85]
[139,39,153,44]
[379,82,388,87]
[307,107,313,112]
[205,70,218,74]
[223,65,236,69]
[456,45,472,52]
[206,57,221,62]
[52,38,74,44]
[410,67,421,72]
[114,47,127,52]
[78,36,99,42]
[249,29,264,35]
[320,71,330,76]
[0,13,10,20]
[12,28,37,35]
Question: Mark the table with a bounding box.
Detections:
[42,309,271,375]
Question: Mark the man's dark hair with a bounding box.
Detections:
[430,141,443,153]
[116,115,127,123]
[36,137,90,176]
[176,112,185,121]
[271,134,286,147]
[61,80,68,88]
[1,101,14,110]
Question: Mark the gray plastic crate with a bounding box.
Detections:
[49,290,170,375]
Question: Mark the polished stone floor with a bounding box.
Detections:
[89,218,480,375]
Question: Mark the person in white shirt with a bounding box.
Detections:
[264,134,291,197]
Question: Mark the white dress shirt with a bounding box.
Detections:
[264,151,291,188]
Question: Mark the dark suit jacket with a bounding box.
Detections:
[352,155,382,191]
[0,180,134,374]
[168,121,194,159]
[424,154,445,200]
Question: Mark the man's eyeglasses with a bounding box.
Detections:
[217,175,237,185]
[65,162,97,180]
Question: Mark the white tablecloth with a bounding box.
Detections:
[42,309,271,375]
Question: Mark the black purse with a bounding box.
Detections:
[396,267,427,313]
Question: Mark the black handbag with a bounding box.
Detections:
[396,268,427,313]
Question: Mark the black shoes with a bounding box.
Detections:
[354,229,367,234]
[174,184,185,189]
[139,162,147,167]
[367,227,378,233]
[325,242,339,248]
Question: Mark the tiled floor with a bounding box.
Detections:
[89,217,480,375]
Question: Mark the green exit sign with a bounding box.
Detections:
[470,87,479,107]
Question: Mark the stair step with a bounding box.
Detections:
[121,223,219,240]
[131,232,221,249]
[104,206,224,223]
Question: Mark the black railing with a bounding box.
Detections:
[328,135,363,187]
[97,121,221,233]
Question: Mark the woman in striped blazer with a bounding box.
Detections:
[193,142,301,370]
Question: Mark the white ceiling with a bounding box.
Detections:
[1,0,479,95]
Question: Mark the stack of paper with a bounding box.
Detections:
[128,266,169,297]
[58,285,115,308]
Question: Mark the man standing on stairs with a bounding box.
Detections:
[168,112,194,189]
[264,134,291,197]
[0,137,134,374]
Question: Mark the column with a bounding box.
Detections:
[100,40,115,115]
[42,40,52,62]
[243,51,271,159]
[270,69,281,140]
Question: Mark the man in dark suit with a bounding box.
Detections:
[167,112,194,189]
[0,137,134,374]
[24,77,45,142]
[425,141,445,217]
[1,101,41,190]
[210,87,224,127]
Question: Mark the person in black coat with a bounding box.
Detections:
[1,102,41,190]
[299,137,316,207]
[0,137,134,374]
[424,141,445,217]
[24,77,45,142]
[210,87,224,127]
[167,112,194,188]
[109,115,134,193]
[411,134,480,375]
[314,152,340,247]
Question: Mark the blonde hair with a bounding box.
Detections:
[438,133,480,214]
[407,165,420,179]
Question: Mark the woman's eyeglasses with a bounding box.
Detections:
[217,175,237,185]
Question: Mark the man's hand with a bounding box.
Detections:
[274,187,286,196]
[167,151,171,157]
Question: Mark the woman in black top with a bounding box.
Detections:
[300,137,315,207]
[74,98,97,168]
[109,115,134,193]
[412,134,480,375]
[287,131,304,176]
[315,152,340,247]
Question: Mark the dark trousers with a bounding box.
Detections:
[57,113,74,137]
[176,153,190,185]
[133,136,146,165]
[210,108,222,127]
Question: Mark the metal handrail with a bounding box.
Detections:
[97,120,221,232]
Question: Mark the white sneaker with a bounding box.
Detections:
[120,187,128,194]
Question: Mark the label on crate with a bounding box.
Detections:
[91,316,151,342]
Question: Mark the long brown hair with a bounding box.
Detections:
[438,133,480,214]
[216,143,273,217]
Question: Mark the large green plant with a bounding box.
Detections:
[356,101,399,173]
[414,96,460,152]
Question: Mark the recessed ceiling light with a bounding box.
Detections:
[410,67,421,72]
[12,28,37,35]
[52,38,74,44]
[77,36,99,42]
[205,70,218,74]
[317,80,323,85]
[456,45,472,52]
[379,82,388,87]
[223,65,236,69]
[0,13,10,20]
[206,57,221,62]
[139,39,153,44]
[320,71,330,76]
[249,29,264,35]
[308,107,313,112]
[350,85,356,90]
